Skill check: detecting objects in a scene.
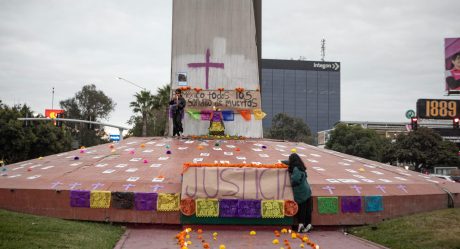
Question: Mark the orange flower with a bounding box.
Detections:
[217,88,224,91]
[235,87,245,93]
[194,87,202,93]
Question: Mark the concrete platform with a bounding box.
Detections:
[114,225,388,249]
[0,137,459,225]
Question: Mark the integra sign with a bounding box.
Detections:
[313,62,340,71]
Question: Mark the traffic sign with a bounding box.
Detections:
[110,134,120,141]
[405,110,416,119]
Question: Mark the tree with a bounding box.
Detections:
[266,113,313,144]
[388,127,460,172]
[129,90,155,137]
[127,84,171,137]
[60,84,115,147]
[326,123,389,162]
[0,101,72,164]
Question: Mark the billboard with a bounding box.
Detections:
[45,109,64,118]
[445,38,460,93]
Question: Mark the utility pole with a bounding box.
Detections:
[321,39,326,61]
[51,87,55,109]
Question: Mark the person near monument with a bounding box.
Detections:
[283,153,313,233]
[209,107,225,136]
[446,52,460,91]
[169,89,186,137]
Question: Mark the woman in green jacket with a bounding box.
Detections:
[284,153,312,233]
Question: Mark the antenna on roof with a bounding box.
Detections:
[321,39,326,61]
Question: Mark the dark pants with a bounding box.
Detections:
[297,197,312,225]
[172,112,183,136]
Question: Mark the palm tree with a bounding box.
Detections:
[152,85,171,136]
[130,90,155,137]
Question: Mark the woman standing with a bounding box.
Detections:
[283,153,313,233]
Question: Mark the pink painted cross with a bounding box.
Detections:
[92,183,104,190]
[321,185,336,195]
[123,184,135,191]
[151,184,164,193]
[350,185,362,194]
[188,49,224,89]
[68,182,81,190]
[51,181,63,189]
[376,185,386,193]
[397,184,408,193]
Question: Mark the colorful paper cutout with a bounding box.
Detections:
[341,196,362,213]
[317,197,338,214]
[70,190,90,208]
[238,110,251,121]
[219,199,239,218]
[238,199,261,218]
[284,200,298,216]
[261,200,284,218]
[200,110,211,121]
[112,192,134,209]
[253,109,266,120]
[196,198,219,217]
[90,190,111,208]
[186,109,200,120]
[180,198,196,216]
[134,192,157,211]
[222,110,234,121]
[157,193,180,211]
[365,196,383,212]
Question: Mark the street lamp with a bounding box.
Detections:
[117,77,147,91]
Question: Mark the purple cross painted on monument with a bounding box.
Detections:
[397,184,408,193]
[350,185,362,194]
[188,48,224,89]
[151,184,164,193]
[321,185,336,195]
[69,182,82,190]
[91,183,104,190]
[51,181,63,189]
[376,185,386,193]
[123,184,135,191]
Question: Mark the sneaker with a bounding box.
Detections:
[297,223,305,233]
[303,224,313,233]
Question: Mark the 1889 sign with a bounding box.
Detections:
[416,99,460,119]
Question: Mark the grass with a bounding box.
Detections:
[349,208,460,249]
[0,209,125,249]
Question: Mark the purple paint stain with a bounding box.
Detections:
[220,168,239,197]
[277,170,280,199]
[281,170,290,199]
[185,167,198,198]
[242,168,246,200]
[255,170,259,199]
[187,49,224,89]
[258,169,274,200]
[202,167,219,198]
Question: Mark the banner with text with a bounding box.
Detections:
[181,167,294,200]
[182,90,261,110]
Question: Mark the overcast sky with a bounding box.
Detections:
[1,0,459,134]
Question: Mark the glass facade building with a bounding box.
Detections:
[261,59,341,136]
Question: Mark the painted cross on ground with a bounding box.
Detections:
[322,185,336,194]
[397,184,408,193]
[123,183,135,191]
[51,181,63,189]
[69,182,82,190]
[376,185,386,193]
[350,185,362,194]
[91,183,104,190]
[151,184,164,192]
[188,48,224,89]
